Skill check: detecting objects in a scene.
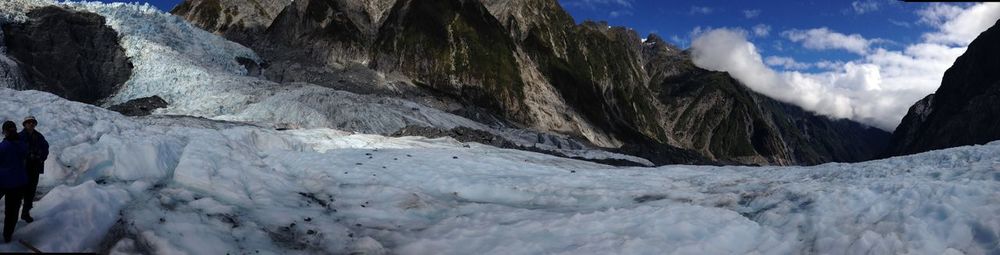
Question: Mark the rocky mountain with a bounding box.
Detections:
[171,0,293,45]
[374,0,530,124]
[169,0,889,165]
[644,40,889,165]
[1,6,132,104]
[884,20,1000,157]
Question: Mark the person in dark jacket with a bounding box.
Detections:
[18,116,46,223]
[0,121,27,243]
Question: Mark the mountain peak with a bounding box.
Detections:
[884,19,1000,157]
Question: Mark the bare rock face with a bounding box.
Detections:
[0,53,29,90]
[0,26,30,90]
[108,96,169,116]
[884,20,1000,157]
[361,0,398,27]
[264,0,375,65]
[171,0,294,46]
[1,6,133,104]
[374,0,530,124]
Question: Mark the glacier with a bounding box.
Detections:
[51,1,646,166]
[0,88,995,254]
[0,1,996,254]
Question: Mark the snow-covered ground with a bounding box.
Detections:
[0,1,998,254]
[0,88,995,254]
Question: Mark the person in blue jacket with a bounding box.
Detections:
[0,120,27,243]
[18,116,47,223]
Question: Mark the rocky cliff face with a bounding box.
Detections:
[171,0,293,45]
[265,0,376,65]
[0,25,30,91]
[884,20,1000,157]
[1,6,133,104]
[172,0,889,165]
[484,0,668,147]
[374,0,530,124]
[643,39,887,165]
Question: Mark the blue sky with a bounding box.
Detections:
[558,0,943,71]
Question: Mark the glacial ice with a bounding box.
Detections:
[0,1,996,254]
[0,89,995,253]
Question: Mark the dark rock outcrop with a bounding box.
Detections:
[236,56,264,77]
[1,6,133,104]
[108,96,169,116]
[171,0,294,46]
[884,20,1000,157]
[264,0,374,65]
[374,0,530,124]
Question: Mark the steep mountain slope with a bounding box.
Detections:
[374,0,530,124]
[483,0,667,147]
[885,20,1000,157]
[481,1,889,165]
[643,37,889,165]
[1,6,132,104]
[170,0,293,45]
[264,0,376,65]
[168,0,888,165]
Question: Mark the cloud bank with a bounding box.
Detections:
[781,28,885,55]
[691,3,1000,131]
[765,56,811,70]
[752,24,771,37]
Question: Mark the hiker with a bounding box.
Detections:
[19,116,46,223]
[0,121,27,243]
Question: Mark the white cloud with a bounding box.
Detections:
[670,35,687,48]
[752,24,771,37]
[690,3,1000,131]
[851,0,880,14]
[690,6,713,15]
[781,28,881,55]
[888,19,911,28]
[917,3,966,26]
[765,56,811,70]
[743,9,761,19]
[772,41,785,51]
[814,60,846,70]
[921,3,1000,45]
[689,26,718,39]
